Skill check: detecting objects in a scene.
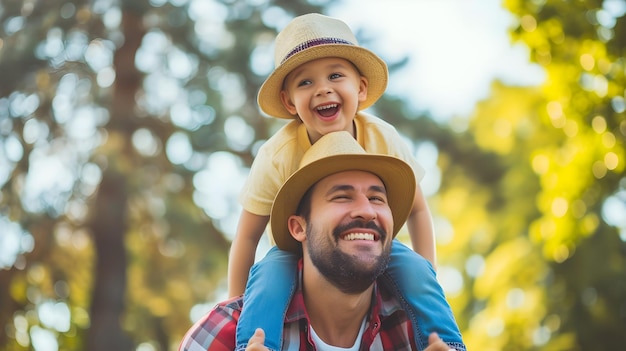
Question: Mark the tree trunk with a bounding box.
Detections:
[87,170,133,351]
[86,7,144,351]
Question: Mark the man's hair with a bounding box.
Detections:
[295,183,315,221]
[289,185,315,255]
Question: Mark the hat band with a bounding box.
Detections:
[281,37,354,65]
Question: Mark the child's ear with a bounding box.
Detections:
[287,215,307,243]
[358,76,369,102]
[280,90,298,115]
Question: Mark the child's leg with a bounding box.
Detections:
[235,246,297,351]
[382,240,466,351]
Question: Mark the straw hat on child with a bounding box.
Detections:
[258,13,389,119]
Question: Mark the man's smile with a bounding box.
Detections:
[341,232,376,241]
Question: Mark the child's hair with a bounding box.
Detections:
[257,13,389,119]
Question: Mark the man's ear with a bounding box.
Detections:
[280,90,298,115]
[287,215,307,243]
[358,76,369,102]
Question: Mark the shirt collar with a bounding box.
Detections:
[284,259,386,325]
[296,112,366,154]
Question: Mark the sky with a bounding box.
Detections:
[329,0,545,120]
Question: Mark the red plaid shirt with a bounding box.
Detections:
[179,261,417,351]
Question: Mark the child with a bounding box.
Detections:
[228,13,462,351]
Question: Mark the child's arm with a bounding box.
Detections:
[406,183,437,269]
[228,210,269,297]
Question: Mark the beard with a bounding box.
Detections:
[306,220,391,294]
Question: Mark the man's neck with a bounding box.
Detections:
[301,264,374,348]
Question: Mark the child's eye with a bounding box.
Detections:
[329,73,343,80]
[297,79,312,87]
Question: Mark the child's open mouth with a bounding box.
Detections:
[316,103,339,117]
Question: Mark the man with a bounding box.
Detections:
[179,131,466,351]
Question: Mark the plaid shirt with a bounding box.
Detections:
[179,261,417,351]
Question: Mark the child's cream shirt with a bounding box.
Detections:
[239,111,425,243]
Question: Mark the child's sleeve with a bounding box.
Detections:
[358,112,425,182]
[239,145,284,217]
[391,139,425,183]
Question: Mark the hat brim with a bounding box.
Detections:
[271,153,415,253]
[258,45,388,119]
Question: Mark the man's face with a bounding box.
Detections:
[303,170,394,293]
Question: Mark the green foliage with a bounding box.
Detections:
[433,0,626,349]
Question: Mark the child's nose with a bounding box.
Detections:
[315,84,333,96]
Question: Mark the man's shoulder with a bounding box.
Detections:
[221,295,244,309]
[211,295,244,322]
[178,296,243,351]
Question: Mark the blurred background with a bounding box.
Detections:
[1,0,625,350]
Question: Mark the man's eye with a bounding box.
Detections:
[370,196,386,203]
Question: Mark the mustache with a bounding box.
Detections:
[332,220,387,241]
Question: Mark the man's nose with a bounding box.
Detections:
[350,195,377,222]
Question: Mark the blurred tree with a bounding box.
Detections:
[415,0,626,349]
[504,0,626,349]
[0,1,328,350]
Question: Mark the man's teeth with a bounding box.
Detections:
[343,233,375,241]
[317,104,338,111]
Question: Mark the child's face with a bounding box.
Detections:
[280,57,368,143]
